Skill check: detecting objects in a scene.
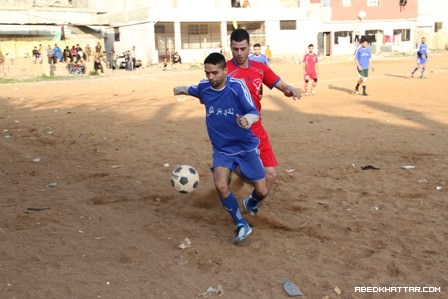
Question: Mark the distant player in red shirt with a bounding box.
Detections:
[303,44,318,95]
[226,28,300,215]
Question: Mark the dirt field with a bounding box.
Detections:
[1,52,447,299]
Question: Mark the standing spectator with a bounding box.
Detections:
[32,46,40,64]
[70,46,77,61]
[63,46,71,63]
[77,47,85,61]
[110,50,118,70]
[53,44,62,63]
[131,46,137,70]
[303,43,319,95]
[353,36,374,96]
[46,45,55,64]
[264,45,272,63]
[95,42,103,58]
[38,44,43,64]
[85,43,92,62]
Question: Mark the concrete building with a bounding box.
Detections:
[0,0,446,66]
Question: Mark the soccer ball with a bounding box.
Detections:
[170,165,199,193]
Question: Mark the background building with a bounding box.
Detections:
[0,0,446,66]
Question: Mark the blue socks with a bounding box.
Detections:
[221,193,244,225]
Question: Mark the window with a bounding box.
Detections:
[188,24,208,35]
[321,0,331,7]
[435,22,443,32]
[334,31,352,44]
[155,25,165,34]
[365,29,383,42]
[367,0,379,7]
[231,0,241,7]
[227,21,265,45]
[393,29,410,41]
[280,20,297,30]
[342,0,351,7]
[181,23,221,49]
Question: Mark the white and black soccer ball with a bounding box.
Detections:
[170,165,199,194]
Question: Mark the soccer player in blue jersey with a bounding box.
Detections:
[411,36,428,78]
[353,36,374,96]
[249,43,269,65]
[173,52,268,244]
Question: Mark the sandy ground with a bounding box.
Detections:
[0,52,447,299]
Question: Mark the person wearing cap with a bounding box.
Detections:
[353,36,374,96]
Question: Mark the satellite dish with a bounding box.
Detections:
[358,10,367,20]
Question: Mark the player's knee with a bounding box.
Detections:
[265,168,277,183]
[255,185,268,199]
[214,180,230,198]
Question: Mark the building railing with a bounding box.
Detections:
[0,0,89,9]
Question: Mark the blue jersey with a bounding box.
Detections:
[417,43,428,59]
[188,76,260,155]
[355,46,371,69]
[249,53,269,65]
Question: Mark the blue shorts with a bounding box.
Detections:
[212,149,265,182]
[417,57,427,65]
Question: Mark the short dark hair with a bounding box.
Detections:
[308,44,314,48]
[360,36,369,43]
[204,52,226,68]
[230,28,250,44]
[253,43,261,48]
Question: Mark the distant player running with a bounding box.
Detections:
[411,36,428,78]
[303,44,318,95]
[353,36,374,96]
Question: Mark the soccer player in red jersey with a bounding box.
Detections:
[226,28,300,215]
[303,44,318,95]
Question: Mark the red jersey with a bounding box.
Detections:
[226,59,281,167]
[303,52,318,75]
[226,59,280,113]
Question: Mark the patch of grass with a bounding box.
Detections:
[0,73,99,84]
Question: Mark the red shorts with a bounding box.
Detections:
[251,122,278,167]
[304,72,317,81]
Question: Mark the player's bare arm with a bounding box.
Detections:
[275,80,301,100]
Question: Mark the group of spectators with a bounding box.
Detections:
[109,46,139,71]
[31,41,105,75]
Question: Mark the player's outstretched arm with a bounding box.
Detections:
[275,80,301,100]
[173,86,190,96]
